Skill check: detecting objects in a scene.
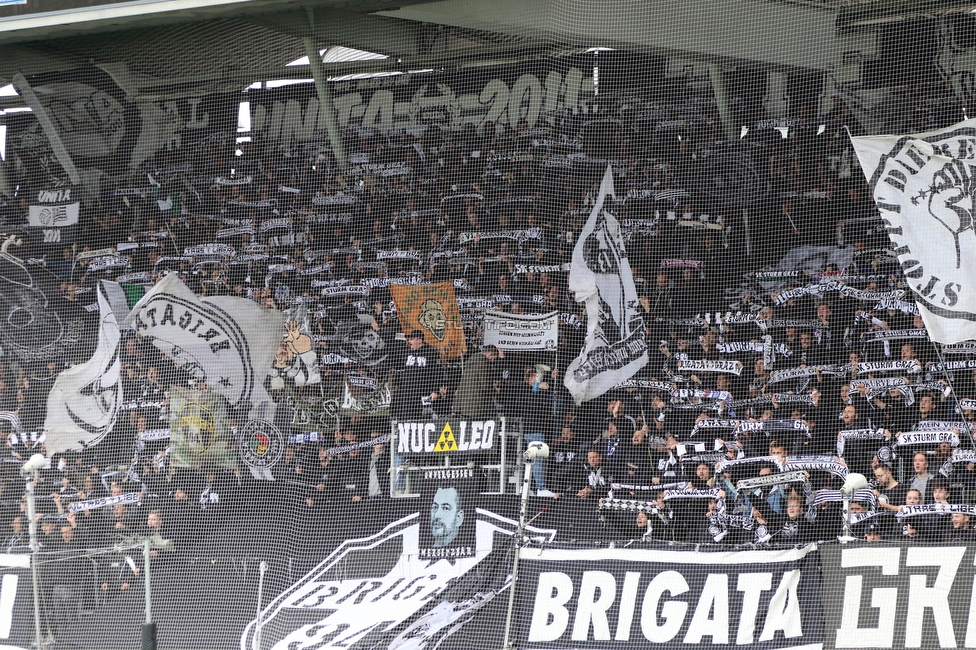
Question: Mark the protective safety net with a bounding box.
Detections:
[0,0,975,648]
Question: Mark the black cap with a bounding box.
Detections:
[407,329,425,340]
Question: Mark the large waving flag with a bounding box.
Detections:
[123,274,285,420]
[44,285,122,455]
[850,119,976,344]
[564,166,648,404]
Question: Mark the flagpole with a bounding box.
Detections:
[502,442,548,650]
[928,341,970,446]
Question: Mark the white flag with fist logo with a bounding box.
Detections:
[851,119,976,344]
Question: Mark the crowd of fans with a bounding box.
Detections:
[0,80,971,619]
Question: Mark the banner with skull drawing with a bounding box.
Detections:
[851,119,976,344]
[391,282,467,359]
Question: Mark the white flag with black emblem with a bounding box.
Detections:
[851,120,976,344]
[44,285,122,455]
[564,166,648,404]
[123,274,285,420]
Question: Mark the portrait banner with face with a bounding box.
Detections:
[168,386,237,470]
[420,467,477,561]
[391,282,467,359]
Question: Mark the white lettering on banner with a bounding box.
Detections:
[525,568,803,645]
[0,574,16,639]
[250,68,590,139]
[396,420,496,454]
[642,571,688,643]
[905,547,965,648]
[615,572,641,641]
[683,574,729,644]
[762,570,804,642]
[834,546,971,648]
[528,572,574,642]
[573,571,617,641]
[737,573,773,644]
[837,547,900,647]
[37,189,70,203]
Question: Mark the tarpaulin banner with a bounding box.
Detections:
[241,59,593,139]
[395,419,498,456]
[512,543,823,649]
[0,557,34,648]
[239,511,558,650]
[483,310,559,351]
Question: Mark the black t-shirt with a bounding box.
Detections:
[880,482,909,507]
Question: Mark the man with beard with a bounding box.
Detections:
[429,485,465,548]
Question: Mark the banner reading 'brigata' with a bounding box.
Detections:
[513,544,822,650]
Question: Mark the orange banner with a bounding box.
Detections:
[391,282,467,359]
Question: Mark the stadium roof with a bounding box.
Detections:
[0,0,843,101]
[0,0,966,110]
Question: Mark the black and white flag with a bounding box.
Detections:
[123,274,284,421]
[44,286,122,455]
[564,166,648,404]
[851,119,976,343]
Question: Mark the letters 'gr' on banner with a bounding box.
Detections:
[513,544,822,649]
[482,310,559,351]
[821,543,976,650]
[395,419,498,456]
